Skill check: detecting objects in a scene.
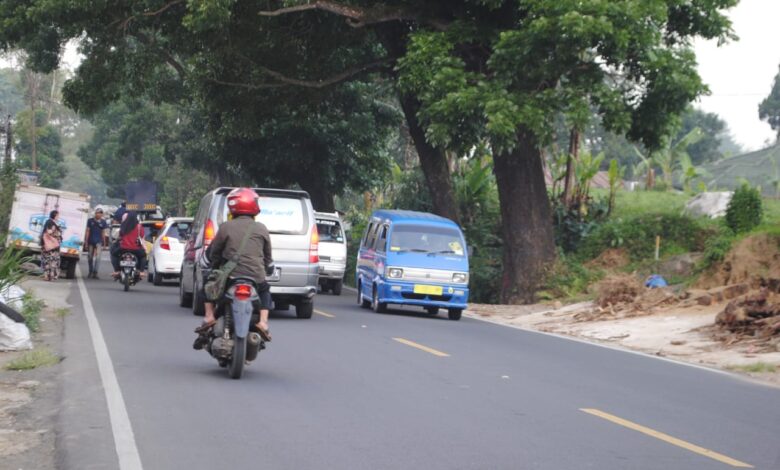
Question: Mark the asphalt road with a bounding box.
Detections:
[55,256,780,470]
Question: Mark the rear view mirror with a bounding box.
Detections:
[467,245,475,257]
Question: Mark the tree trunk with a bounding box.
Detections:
[300,177,335,213]
[398,94,460,223]
[493,128,556,304]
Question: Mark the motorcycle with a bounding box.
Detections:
[118,251,141,291]
[202,279,265,379]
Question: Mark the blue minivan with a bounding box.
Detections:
[356,210,469,320]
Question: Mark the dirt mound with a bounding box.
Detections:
[714,287,780,351]
[595,274,642,308]
[586,248,630,271]
[697,234,780,289]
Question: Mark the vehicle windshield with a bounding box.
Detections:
[142,222,165,243]
[316,219,344,243]
[254,196,307,235]
[389,225,465,256]
[165,221,192,241]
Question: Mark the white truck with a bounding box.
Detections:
[6,184,91,279]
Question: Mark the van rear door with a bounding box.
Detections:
[254,193,313,287]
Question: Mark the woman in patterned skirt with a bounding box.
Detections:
[40,210,63,281]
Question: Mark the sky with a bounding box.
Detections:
[694,0,780,151]
[4,1,780,151]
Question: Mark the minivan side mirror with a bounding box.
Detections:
[467,245,475,257]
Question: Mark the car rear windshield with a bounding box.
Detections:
[255,196,307,235]
[389,225,465,256]
[316,219,344,243]
[165,221,192,241]
[142,223,164,243]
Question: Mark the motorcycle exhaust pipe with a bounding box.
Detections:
[246,332,262,362]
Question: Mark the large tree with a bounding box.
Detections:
[759,64,780,139]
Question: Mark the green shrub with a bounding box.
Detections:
[699,225,735,270]
[0,248,28,295]
[580,213,706,262]
[552,197,608,253]
[725,184,763,234]
[538,253,602,301]
[5,348,60,370]
[21,292,45,333]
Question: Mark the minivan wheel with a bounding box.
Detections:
[358,281,370,309]
[448,308,463,321]
[296,300,314,319]
[331,280,343,296]
[179,276,193,308]
[372,287,387,314]
[192,286,205,316]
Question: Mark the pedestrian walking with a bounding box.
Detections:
[85,207,109,279]
[40,210,62,281]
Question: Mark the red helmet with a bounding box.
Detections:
[227,188,260,216]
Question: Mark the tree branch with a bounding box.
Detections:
[117,0,184,30]
[216,52,393,90]
[258,1,448,29]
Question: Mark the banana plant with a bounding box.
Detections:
[633,127,704,190]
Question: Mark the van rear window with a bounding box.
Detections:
[316,219,344,243]
[389,225,465,256]
[255,196,307,235]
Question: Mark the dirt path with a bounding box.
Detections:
[0,279,71,470]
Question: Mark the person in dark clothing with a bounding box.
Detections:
[85,207,109,278]
[197,188,273,341]
[112,201,127,223]
[110,212,147,278]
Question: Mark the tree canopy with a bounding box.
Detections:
[759,64,780,139]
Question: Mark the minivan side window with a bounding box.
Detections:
[366,222,381,249]
[362,222,375,247]
[375,225,388,252]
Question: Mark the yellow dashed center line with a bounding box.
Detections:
[393,338,450,357]
[580,408,753,468]
[314,310,335,318]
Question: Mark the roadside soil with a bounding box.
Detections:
[0,279,70,470]
[466,296,780,386]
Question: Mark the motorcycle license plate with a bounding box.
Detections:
[120,260,136,267]
[414,285,443,296]
[268,267,281,282]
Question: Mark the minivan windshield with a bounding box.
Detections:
[316,219,344,243]
[389,225,465,256]
[255,196,307,235]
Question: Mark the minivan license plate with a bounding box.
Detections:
[414,285,442,296]
[268,267,281,282]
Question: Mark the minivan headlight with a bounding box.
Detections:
[387,267,404,279]
[452,272,468,284]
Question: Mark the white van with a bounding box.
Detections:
[315,212,347,295]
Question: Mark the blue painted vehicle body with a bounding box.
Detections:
[356,210,470,312]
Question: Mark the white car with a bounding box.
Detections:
[148,217,193,286]
[315,212,347,295]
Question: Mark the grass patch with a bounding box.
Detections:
[728,362,777,374]
[21,293,45,333]
[538,254,603,302]
[55,307,71,318]
[4,348,60,371]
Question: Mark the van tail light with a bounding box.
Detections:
[204,220,216,245]
[160,236,170,251]
[235,284,252,301]
[309,226,319,263]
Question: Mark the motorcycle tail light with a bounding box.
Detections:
[235,284,252,300]
[160,236,170,250]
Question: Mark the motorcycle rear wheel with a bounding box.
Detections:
[228,337,246,379]
[123,273,130,292]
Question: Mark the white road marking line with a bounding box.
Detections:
[76,265,144,470]
[314,309,335,318]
